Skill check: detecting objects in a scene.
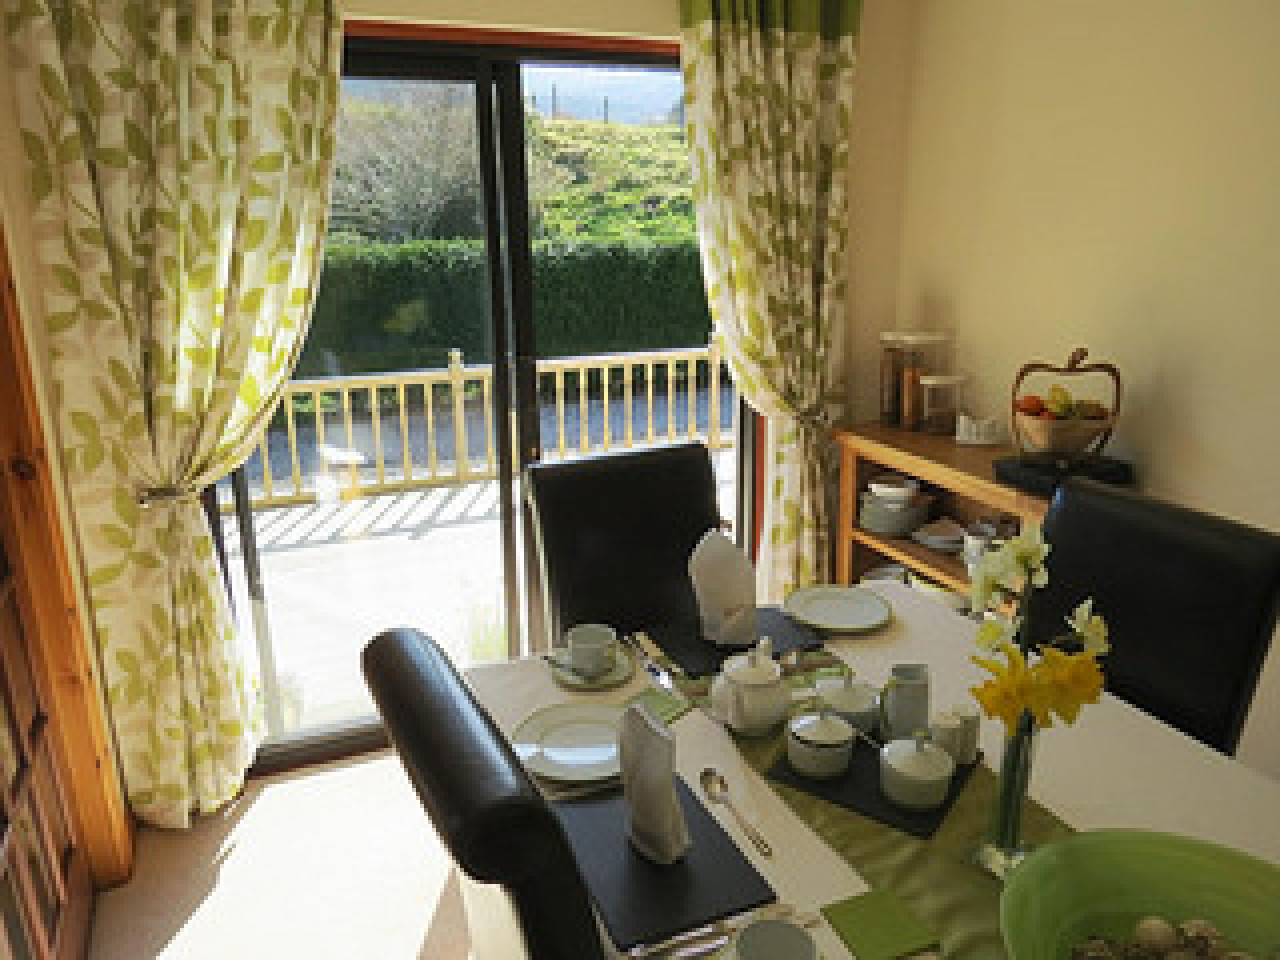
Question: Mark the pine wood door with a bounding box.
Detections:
[0,484,92,960]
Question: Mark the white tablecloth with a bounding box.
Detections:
[465,580,1280,958]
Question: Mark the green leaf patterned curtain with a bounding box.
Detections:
[4,2,340,827]
[681,0,860,601]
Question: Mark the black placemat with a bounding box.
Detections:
[646,606,823,678]
[766,739,981,839]
[551,775,776,951]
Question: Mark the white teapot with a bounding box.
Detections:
[708,637,791,736]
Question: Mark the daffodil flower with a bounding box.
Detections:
[1066,597,1109,655]
[970,546,1018,611]
[971,645,1054,729]
[1006,526,1050,587]
[975,615,1019,652]
[1036,646,1104,724]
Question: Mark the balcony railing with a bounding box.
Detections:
[236,342,737,509]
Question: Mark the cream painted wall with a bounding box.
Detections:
[882,0,1280,778]
[844,0,918,420]
[342,0,678,40]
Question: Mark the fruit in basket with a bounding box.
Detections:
[1046,384,1074,417]
[1074,400,1110,420]
[1015,394,1045,416]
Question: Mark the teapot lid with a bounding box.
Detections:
[789,711,854,747]
[881,732,955,782]
[818,674,876,711]
[726,636,781,685]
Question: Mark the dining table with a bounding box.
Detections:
[463,580,1280,959]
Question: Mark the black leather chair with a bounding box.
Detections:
[362,628,606,960]
[525,442,722,645]
[1023,477,1280,754]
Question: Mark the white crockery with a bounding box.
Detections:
[708,636,791,736]
[564,622,618,679]
[867,474,919,509]
[786,712,855,780]
[732,918,817,960]
[879,733,955,810]
[814,675,880,734]
[879,662,930,741]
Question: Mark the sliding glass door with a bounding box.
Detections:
[215,36,732,756]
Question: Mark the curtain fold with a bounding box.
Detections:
[680,0,861,602]
[4,2,340,827]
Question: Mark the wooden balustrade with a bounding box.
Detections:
[234,343,736,509]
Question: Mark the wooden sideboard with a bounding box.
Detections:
[834,425,1048,593]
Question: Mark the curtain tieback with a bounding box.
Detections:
[138,485,201,507]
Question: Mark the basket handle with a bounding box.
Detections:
[1010,347,1122,455]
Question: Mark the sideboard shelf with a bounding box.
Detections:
[834,424,1049,590]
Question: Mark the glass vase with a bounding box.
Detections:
[975,708,1036,880]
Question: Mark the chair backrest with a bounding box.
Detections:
[525,442,722,644]
[1024,477,1280,754]
[361,628,606,960]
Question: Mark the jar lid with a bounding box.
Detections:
[881,733,955,782]
[789,711,854,748]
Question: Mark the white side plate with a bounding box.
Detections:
[783,585,892,633]
[511,703,624,783]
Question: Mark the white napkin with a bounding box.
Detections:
[619,702,691,865]
[689,529,756,648]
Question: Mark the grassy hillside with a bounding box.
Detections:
[531,116,695,243]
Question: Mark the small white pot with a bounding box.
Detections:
[879,734,955,810]
[786,712,854,780]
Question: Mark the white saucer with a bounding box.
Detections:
[546,648,635,692]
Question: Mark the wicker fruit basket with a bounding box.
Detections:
[1013,411,1115,455]
[1011,347,1121,457]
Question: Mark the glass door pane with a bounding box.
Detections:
[223,71,510,739]
[522,61,738,519]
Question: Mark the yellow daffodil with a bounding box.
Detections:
[971,645,1054,730]
[1036,646,1104,724]
[975,615,1019,652]
[1066,598,1109,655]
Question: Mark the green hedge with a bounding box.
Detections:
[298,239,711,377]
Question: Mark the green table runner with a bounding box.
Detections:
[652,652,1073,959]
[737,735,1071,959]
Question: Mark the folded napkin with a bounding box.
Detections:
[689,529,756,648]
[822,889,939,960]
[619,703,690,865]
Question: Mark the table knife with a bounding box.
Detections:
[627,632,677,693]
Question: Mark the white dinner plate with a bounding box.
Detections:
[511,703,624,783]
[783,585,892,633]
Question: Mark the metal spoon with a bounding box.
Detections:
[699,767,773,857]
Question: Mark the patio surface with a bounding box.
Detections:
[224,448,736,737]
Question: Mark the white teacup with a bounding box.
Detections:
[564,623,617,679]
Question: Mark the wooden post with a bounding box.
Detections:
[449,349,470,479]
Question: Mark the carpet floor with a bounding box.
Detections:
[88,750,470,960]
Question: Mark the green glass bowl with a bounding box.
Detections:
[1000,829,1280,959]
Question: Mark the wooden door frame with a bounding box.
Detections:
[0,225,133,886]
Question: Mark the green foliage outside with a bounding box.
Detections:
[299,238,710,377]
[306,104,709,378]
